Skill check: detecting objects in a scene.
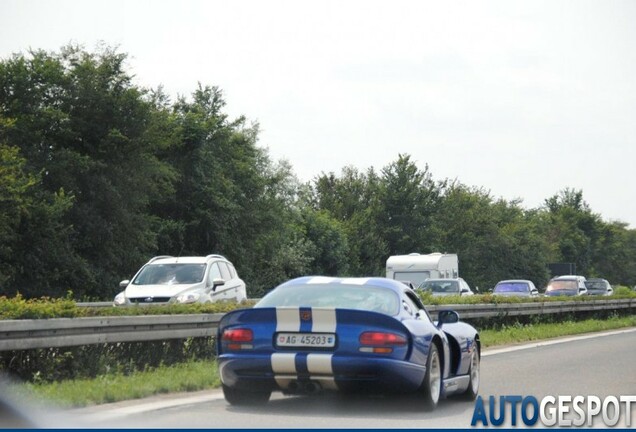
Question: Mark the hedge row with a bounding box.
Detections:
[1,288,634,320]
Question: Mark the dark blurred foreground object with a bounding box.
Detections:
[0,383,39,428]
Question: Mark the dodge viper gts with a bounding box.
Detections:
[217,276,480,410]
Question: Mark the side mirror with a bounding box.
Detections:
[119,280,130,290]
[578,287,586,292]
[437,310,459,328]
[460,287,469,294]
[211,278,225,292]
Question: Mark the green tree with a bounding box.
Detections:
[433,183,551,290]
[542,188,603,276]
[377,154,442,256]
[0,45,176,298]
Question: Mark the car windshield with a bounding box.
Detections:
[494,282,529,293]
[418,280,459,293]
[546,280,578,291]
[255,283,400,316]
[585,281,607,290]
[132,264,206,285]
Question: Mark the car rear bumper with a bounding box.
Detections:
[218,353,427,394]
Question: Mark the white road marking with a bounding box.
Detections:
[482,327,636,357]
[79,392,225,422]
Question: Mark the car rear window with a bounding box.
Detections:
[255,284,400,316]
[585,281,607,289]
[546,280,578,291]
[494,282,529,293]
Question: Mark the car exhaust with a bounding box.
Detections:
[287,381,299,392]
[303,381,321,394]
[285,380,321,394]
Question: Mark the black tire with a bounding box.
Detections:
[421,343,442,411]
[222,384,271,406]
[460,348,480,400]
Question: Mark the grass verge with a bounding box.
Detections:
[11,360,220,408]
[10,315,636,408]
[479,315,636,348]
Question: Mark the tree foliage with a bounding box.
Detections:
[0,45,635,299]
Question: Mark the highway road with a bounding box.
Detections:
[43,328,636,428]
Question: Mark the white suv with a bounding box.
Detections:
[113,255,247,306]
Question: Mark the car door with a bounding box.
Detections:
[215,261,242,301]
[207,262,227,302]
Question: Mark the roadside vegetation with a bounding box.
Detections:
[7,314,635,408]
[1,288,634,320]
[479,315,636,347]
[1,45,636,304]
[9,361,221,408]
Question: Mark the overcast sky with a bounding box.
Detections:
[2,0,635,227]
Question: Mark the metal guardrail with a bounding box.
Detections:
[0,299,634,352]
[0,313,225,351]
[428,299,636,319]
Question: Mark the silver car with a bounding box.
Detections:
[114,254,247,306]
[584,278,613,296]
[417,278,474,296]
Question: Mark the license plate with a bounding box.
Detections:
[276,333,336,348]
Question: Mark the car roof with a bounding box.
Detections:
[496,279,532,284]
[277,276,406,294]
[422,278,461,282]
[552,275,586,281]
[148,255,227,265]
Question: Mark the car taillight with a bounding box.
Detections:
[223,328,253,342]
[359,331,407,354]
[222,328,253,350]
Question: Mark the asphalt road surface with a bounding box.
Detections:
[35,328,636,428]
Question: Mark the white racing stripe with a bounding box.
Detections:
[273,308,337,390]
[271,353,297,373]
[272,353,297,388]
[340,278,370,285]
[307,354,333,375]
[307,276,336,284]
[311,308,337,333]
[276,307,300,332]
[311,376,338,390]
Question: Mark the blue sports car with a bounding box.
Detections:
[217,276,480,410]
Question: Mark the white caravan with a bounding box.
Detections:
[386,252,459,288]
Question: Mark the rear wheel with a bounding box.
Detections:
[461,348,480,400]
[222,384,271,406]
[421,343,442,411]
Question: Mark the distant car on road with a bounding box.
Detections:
[492,280,539,297]
[113,255,247,306]
[584,278,613,296]
[417,278,475,296]
[544,275,588,297]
